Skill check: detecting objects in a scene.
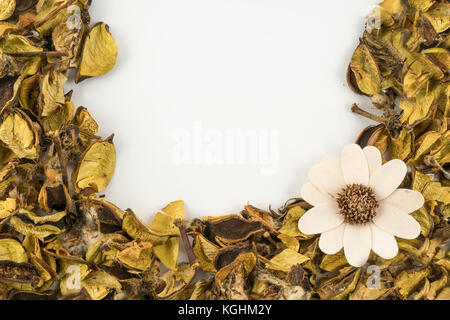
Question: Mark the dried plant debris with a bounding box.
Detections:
[0,0,446,300]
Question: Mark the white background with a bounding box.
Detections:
[68,0,379,223]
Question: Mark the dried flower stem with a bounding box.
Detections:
[8,51,69,57]
[179,225,197,266]
[351,103,389,125]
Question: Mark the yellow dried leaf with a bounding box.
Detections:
[121,209,167,245]
[278,206,310,238]
[402,57,443,98]
[266,248,309,273]
[391,128,412,160]
[41,100,74,132]
[349,44,381,95]
[0,238,28,263]
[149,212,180,237]
[436,287,450,300]
[117,242,153,271]
[320,250,348,272]
[423,2,450,33]
[35,1,83,36]
[0,34,43,75]
[153,237,180,271]
[0,197,15,219]
[411,207,433,237]
[72,107,99,146]
[408,0,436,12]
[15,209,66,224]
[72,139,116,193]
[277,234,299,252]
[85,233,128,265]
[76,22,117,82]
[423,47,450,71]
[400,86,439,125]
[316,267,361,300]
[380,0,403,14]
[39,70,67,117]
[0,112,38,159]
[18,75,41,111]
[82,270,121,300]
[192,234,219,274]
[161,200,184,219]
[0,0,15,21]
[9,216,63,239]
[394,268,430,299]
[414,131,442,161]
[413,171,450,204]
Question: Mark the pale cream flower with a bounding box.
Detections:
[297,144,424,267]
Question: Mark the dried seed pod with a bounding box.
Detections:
[38,178,71,212]
[214,242,257,286]
[204,214,264,246]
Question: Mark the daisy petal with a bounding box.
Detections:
[369,159,407,200]
[297,204,343,235]
[343,224,372,267]
[319,223,345,254]
[363,146,382,176]
[341,144,369,185]
[373,204,421,239]
[301,183,333,206]
[320,155,342,177]
[308,165,345,198]
[382,189,424,213]
[370,223,398,259]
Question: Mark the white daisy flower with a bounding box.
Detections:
[297,144,424,267]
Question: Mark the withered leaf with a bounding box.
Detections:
[348,43,381,96]
[266,248,309,273]
[76,22,117,83]
[71,138,116,193]
[0,111,39,159]
[0,0,15,21]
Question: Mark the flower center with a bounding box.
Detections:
[336,184,378,224]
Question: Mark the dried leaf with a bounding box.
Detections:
[72,138,116,193]
[76,22,117,83]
